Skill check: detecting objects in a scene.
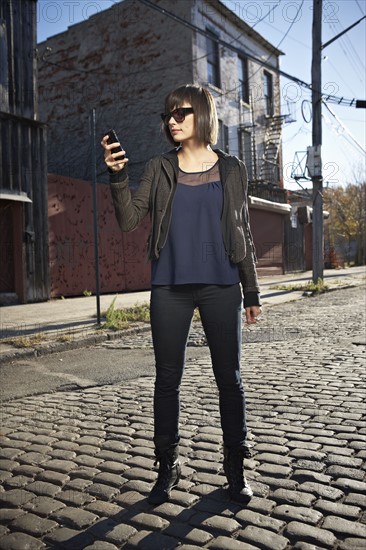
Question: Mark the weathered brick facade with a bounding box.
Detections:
[37,0,291,288]
[37,0,283,187]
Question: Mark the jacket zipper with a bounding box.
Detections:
[153,160,176,257]
[219,159,231,259]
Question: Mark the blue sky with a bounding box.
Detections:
[36,0,366,189]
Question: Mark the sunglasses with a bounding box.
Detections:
[160,107,194,126]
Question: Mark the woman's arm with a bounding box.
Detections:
[237,160,262,322]
[239,233,262,324]
[109,159,156,232]
[101,134,155,232]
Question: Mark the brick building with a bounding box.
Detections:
[38,0,289,186]
[37,0,292,292]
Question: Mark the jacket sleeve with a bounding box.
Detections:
[237,161,262,308]
[109,158,157,232]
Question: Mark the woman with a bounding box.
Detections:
[101,84,261,505]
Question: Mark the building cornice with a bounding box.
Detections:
[212,0,284,57]
[249,196,291,214]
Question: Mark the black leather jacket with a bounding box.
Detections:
[109,148,260,307]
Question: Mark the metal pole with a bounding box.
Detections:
[250,92,258,181]
[312,0,323,283]
[90,108,101,324]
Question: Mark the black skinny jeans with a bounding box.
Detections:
[150,283,247,450]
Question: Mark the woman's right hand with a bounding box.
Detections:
[101,134,128,172]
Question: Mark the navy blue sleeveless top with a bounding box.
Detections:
[151,162,240,285]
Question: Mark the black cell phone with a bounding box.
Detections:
[105,129,125,157]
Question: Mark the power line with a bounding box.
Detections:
[322,111,364,166]
[322,100,366,155]
[39,0,363,108]
[282,124,310,143]
[250,1,281,29]
[223,1,281,50]
[325,59,359,98]
[324,1,365,81]
[138,0,361,107]
[221,0,304,98]
[224,0,310,49]
[355,0,366,16]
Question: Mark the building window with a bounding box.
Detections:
[238,56,249,103]
[263,70,273,116]
[218,120,229,153]
[239,129,253,181]
[206,29,220,88]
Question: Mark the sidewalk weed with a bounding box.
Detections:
[5,333,45,348]
[102,297,150,330]
[193,308,201,322]
[270,278,329,295]
[101,296,201,330]
[57,334,73,342]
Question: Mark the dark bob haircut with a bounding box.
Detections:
[162,84,218,146]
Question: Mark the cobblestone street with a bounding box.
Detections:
[0,285,365,549]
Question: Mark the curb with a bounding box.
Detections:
[259,281,364,308]
[1,282,364,365]
[0,324,151,365]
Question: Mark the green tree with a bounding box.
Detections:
[324,179,366,266]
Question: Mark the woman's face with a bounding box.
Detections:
[168,103,196,143]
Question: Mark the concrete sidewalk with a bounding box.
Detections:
[0,266,365,364]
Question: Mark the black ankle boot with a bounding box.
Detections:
[148,445,181,505]
[223,445,253,503]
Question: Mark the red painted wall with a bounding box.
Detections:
[48,174,288,297]
[249,209,284,276]
[48,174,150,298]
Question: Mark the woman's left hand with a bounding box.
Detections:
[245,306,262,324]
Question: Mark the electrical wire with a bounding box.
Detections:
[224,0,310,49]
[322,112,363,175]
[355,0,366,16]
[39,0,362,108]
[251,1,281,30]
[324,0,365,82]
[221,0,304,98]
[325,58,360,98]
[324,0,365,71]
[138,0,359,107]
[282,124,310,144]
[218,1,281,51]
[322,100,366,155]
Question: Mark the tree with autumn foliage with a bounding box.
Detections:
[324,174,366,266]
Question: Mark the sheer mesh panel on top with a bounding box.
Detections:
[177,162,220,186]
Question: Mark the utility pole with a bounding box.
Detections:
[311,0,323,283]
[308,6,365,282]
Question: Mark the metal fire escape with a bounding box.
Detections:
[259,115,285,184]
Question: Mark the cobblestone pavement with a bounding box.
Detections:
[0,286,365,550]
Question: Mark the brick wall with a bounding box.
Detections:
[48,174,150,298]
[38,0,194,185]
[191,0,282,164]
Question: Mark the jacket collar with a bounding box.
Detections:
[161,147,237,184]
[162,147,238,187]
[161,147,231,161]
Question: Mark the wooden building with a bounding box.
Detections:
[0,0,48,303]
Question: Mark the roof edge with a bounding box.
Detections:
[210,0,285,56]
